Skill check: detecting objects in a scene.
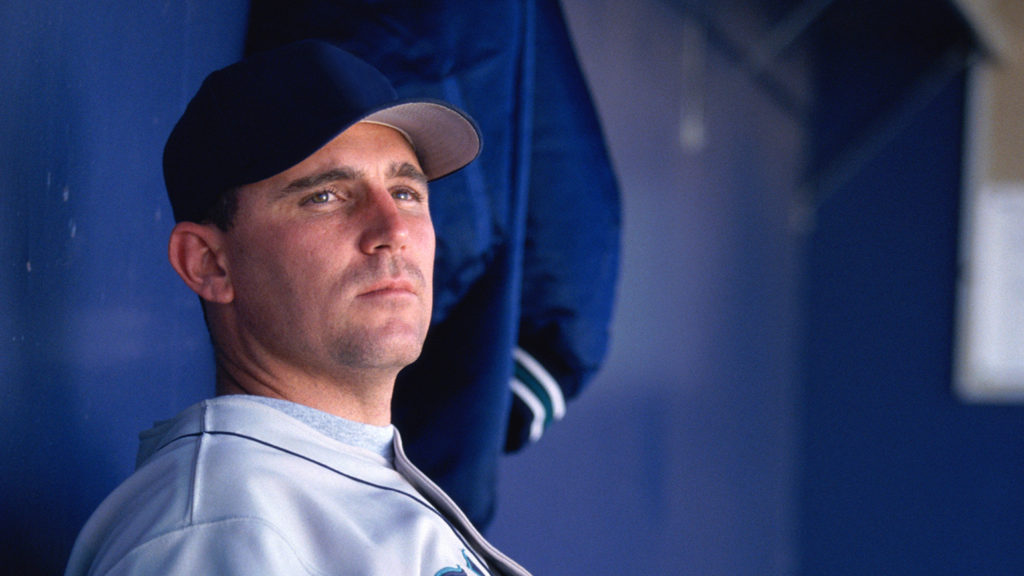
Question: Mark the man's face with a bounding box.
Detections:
[219,122,434,380]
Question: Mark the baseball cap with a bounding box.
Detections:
[163,39,481,223]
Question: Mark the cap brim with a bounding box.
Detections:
[362,100,481,181]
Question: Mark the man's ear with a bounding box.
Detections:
[168,222,234,304]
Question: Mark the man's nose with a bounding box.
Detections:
[358,188,410,254]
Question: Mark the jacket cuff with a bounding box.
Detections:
[509,346,567,446]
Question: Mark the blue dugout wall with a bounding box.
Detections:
[3,1,1023,575]
[1,3,244,573]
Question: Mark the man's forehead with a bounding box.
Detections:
[260,123,425,188]
[312,122,419,166]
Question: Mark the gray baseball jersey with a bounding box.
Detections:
[64,396,531,575]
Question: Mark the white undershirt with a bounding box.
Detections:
[245,396,395,462]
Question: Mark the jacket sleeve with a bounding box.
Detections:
[505,0,621,453]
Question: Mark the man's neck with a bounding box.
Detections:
[213,354,395,426]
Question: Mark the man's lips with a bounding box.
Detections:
[358,279,419,297]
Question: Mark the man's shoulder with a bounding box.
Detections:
[65,513,313,576]
[130,396,419,528]
[64,399,306,574]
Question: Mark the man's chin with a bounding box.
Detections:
[330,325,427,372]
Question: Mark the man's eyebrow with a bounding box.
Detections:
[277,162,426,198]
[282,167,360,194]
[390,162,428,185]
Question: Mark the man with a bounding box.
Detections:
[245,0,622,529]
[64,40,530,576]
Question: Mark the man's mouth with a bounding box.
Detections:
[359,279,418,297]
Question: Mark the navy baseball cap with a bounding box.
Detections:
[163,39,481,223]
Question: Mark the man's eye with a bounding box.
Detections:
[393,188,424,202]
[304,191,335,205]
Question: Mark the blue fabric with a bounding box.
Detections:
[246,0,621,528]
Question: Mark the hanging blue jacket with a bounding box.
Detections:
[246,0,620,528]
